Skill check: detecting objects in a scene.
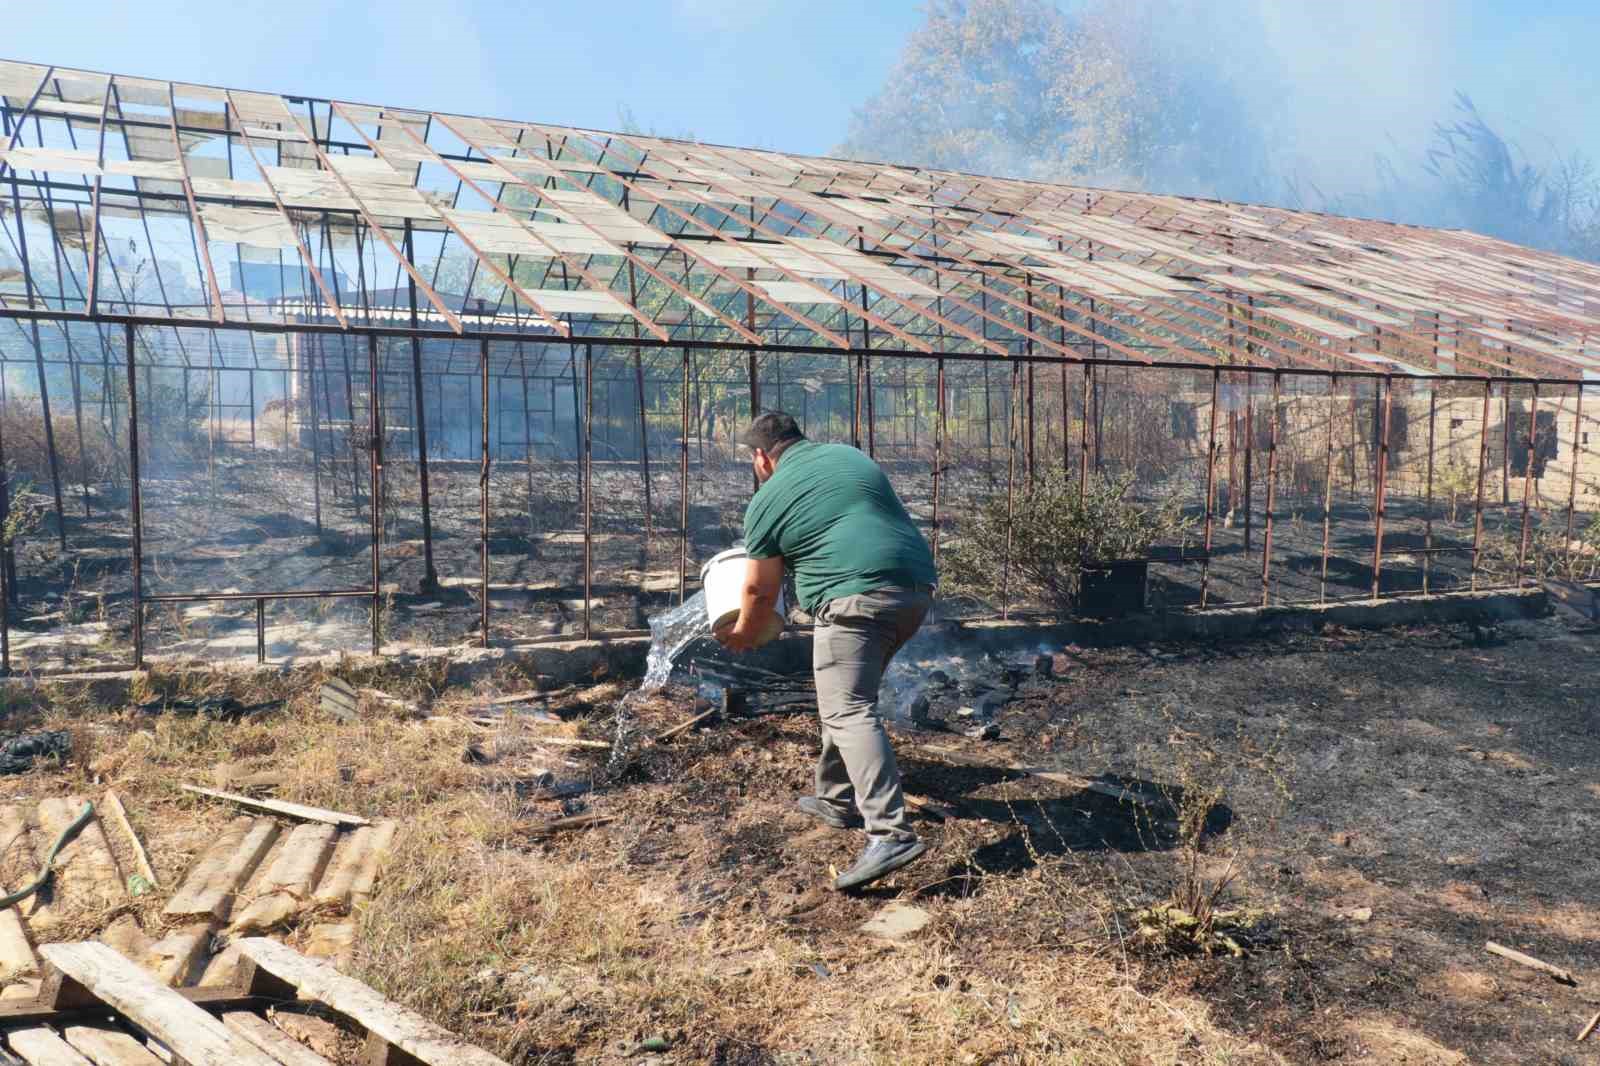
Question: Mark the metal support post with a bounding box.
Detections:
[680,349,690,604]
[1002,362,1019,619]
[629,260,653,542]
[1371,376,1394,598]
[1261,372,1281,605]
[1243,386,1254,554]
[1471,382,1492,589]
[1565,384,1585,571]
[932,358,946,566]
[1423,388,1437,593]
[29,321,67,551]
[1516,383,1539,585]
[480,340,491,646]
[1200,368,1220,608]
[583,345,594,639]
[369,334,383,656]
[1078,364,1091,500]
[1320,376,1337,602]
[126,323,144,668]
[520,349,535,538]
[67,349,90,517]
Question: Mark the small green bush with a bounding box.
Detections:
[942,471,1194,614]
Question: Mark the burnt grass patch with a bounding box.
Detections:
[998,612,1600,1065]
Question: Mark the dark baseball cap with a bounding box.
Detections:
[739,411,805,451]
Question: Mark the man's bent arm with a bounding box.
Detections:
[724,555,783,650]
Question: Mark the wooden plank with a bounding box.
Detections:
[228,825,339,934]
[194,942,245,990]
[347,821,397,907]
[235,939,511,1066]
[1485,940,1577,984]
[0,981,40,1004]
[221,1012,335,1066]
[163,817,250,917]
[99,794,157,890]
[319,681,358,724]
[311,820,396,911]
[309,828,373,910]
[143,926,210,987]
[0,898,36,982]
[301,924,353,971]
[97,918,150,970]
[61,1025,165,1065]
[165,818,280,922]
[0,985,263,1027]
[180,787,369,829]
[35,943,279,1066]
[0,808,49,930]
[35,800,123,909]
[5,1026,93,1065]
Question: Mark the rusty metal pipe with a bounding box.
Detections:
[1002,362,1020,619]
[1423,387,1437,594]
[1321,375,1337,603]
[1261,371,1281,605]
[932,357,945,567]
[1471,381,1492,590]
[1565,384,1585,572]
[680,348,690,605]
[126,322,144,668]
[584,344,594,639]
[480,337,491,648]
[1371,376,1394,598]
[1516,383,1539,584]
[369,333,383,656]
[1200,368,1220,608]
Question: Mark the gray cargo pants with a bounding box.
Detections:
[811,585,933,843]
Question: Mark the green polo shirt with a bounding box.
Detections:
[743,441,937,615]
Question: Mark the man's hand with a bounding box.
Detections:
[715,618,759,654]
[715,554,784,655]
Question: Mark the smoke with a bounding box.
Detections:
[846,1,1600,251]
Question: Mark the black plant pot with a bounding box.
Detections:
[1074,559,1148,617]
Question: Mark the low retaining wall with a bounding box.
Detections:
[18,587,1550,701]
[944,586,1548,659]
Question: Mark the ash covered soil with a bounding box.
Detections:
[25,609,1596,1064]
[978,611,1600,1065]
[422,610,1600,1063]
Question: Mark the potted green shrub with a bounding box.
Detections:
[943,472,1194,617]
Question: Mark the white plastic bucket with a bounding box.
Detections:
[700,547,785,647]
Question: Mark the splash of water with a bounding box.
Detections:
[601,591,713,784]
[638,589,712,692]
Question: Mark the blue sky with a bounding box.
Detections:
[8,0,1599,196]
[6,0,921,155]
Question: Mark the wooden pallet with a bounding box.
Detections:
[0,939,508,1066]
[0,797,398,995]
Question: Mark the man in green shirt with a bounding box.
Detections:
[717,411,937,891]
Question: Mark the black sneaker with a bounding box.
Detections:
[796,795,864,830]
[833,837,927,891]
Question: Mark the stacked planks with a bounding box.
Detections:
[0,939,510,1066]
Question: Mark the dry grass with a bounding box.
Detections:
[4,662,1289,1065]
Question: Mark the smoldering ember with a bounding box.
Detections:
[0,50,1594,1066]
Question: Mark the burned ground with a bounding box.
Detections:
[3,609,1592,1063]
[984,613,1600,1065]
[1,444,1545,677]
